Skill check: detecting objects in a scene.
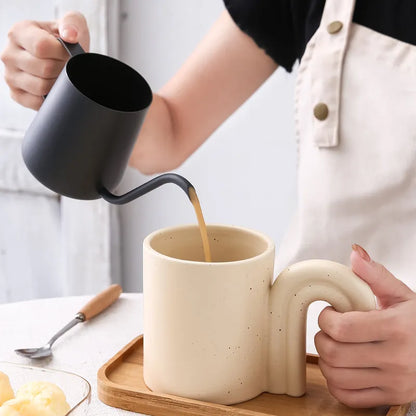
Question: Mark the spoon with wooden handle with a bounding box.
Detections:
[15,284,122,359]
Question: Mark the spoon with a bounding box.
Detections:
[15,284,122,359]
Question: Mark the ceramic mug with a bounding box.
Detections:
[143,224,376,405]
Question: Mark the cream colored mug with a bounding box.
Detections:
[143,224,375,405]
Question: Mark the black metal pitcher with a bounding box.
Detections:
[22,39,192,204]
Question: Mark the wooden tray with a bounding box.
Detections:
[97,336,409,416]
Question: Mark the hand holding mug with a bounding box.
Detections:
[316,245,416,407]
[1,11,90,110]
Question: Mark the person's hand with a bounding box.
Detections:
[315,244,416,408]
[1,11,90,110]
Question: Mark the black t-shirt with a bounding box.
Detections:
[224,0,416,72]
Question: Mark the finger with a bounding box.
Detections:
[319,357,381,390]
[10,22,68,60]
[5,67,56,97]
[58,11,90,51]
[5,47,64,79]
[314,330,382,368]
[318,306,392,342]
[321,356,416,404]
[327,385,388,408]
[9,88,43,110]
[351,244,414,308]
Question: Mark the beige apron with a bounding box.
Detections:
[275,0,416,292]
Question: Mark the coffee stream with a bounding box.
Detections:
[100,173,212,261]
[188,187,212,262]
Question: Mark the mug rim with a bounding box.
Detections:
[143,223,275,265]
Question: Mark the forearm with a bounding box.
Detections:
[2,9,276,175]
[128,93,180,174]
[128,10,277,175]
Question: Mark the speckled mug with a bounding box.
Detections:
[143,224,375,405]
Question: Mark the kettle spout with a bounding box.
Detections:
[99,173,193,205]
[267,259,375,397]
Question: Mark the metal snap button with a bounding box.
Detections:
[313,103,329,121]
[327,21,343,34]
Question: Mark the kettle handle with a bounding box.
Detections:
[56,37,85,57]
[42,38,85,100]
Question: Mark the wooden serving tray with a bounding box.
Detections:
[97,336,409,416]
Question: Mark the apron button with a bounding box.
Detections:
[314,103,329,121]
[327,21,343,34]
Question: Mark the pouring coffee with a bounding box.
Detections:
[22,38,212,261]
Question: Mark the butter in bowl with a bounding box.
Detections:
[0,362,90,415]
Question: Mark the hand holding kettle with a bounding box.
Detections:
[316,245,416,408]
[1,11,90,110]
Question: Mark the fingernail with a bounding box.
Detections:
[352,243,371,262]
[61,25,78,42]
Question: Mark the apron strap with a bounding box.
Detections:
[310,0,356,148]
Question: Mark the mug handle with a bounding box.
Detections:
[268,259,376,397]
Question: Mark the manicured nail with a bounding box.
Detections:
[352,243,371,262]
[61,25,78,42]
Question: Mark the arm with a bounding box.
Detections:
[130,10,277,174]
[1,9,277,174]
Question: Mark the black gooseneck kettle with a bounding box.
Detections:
[22,39,193,204]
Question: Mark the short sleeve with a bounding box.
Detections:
[223,0,416,72]
[223,0,298,72]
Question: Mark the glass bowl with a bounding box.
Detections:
[0,362,91,415]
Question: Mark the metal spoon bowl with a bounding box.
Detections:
[15,284,122,359]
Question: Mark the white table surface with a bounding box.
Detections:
[0,293,146,416]
[0,293,415,416]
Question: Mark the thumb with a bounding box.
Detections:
[58,11,90,50]
[351,244,414,308]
